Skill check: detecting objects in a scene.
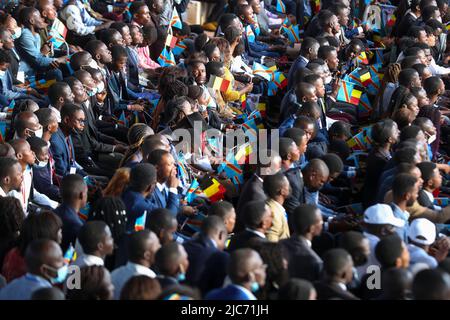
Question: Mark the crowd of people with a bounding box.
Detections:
[0,0,449,301]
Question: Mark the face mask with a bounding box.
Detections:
[48,264,69,284]
[88,59,99,69]
[177,272,186,282]
[87,89,96,97]
[427,134,436,144]
[34,160,48,168]
[325,75,333,85]
[250,281,260,293]
[33,127,43,138]
[97,81,105,93]
[198,104,207,112]
[11,27,22,40]
[0,70,5,77]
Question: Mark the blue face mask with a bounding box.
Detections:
[47,264,69,284]
[177,272,186,282]
[250,281,260,293]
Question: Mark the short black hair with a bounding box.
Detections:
[205,61,224,77]
[263,172,287,199]
[129,1,147,16]
[318,46,337,61]
[27,136,47,154]
[60,103,83,120]
[277,279,315,300]
[0,157,19,181]
[85,40,106,59]
[129,163,156,192]
[290,204,320,235]
[0,49,10,64]
[48,82,71,105]
[300,37,319,56]
[398,68,419,87]
[147,208,177,236]
[424,76,443,96]
[375,234,404,269]
[283,128,307,146]
[154,242,182,275]
[60,174,86,202]
[111,44,128,61]
[218,13,238,31]
[371,119,396,146]
[224,25,241,44]
[147,149,170,166]
[78,221,109,254]
[393,147,417,165]
[128,229,152,261]
[421,5,440,22]
[70,51,92,71]
[322,248,352,277]
[392,173,418,199]
[329,121,351,139]
[35,108,57,129]
[278,137,296,160]
[243,200,268,229]
[413,269,450,300]
[200,215,227,237]
[209,201,234,219]
[417,161,438,182]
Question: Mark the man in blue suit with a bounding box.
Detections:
[50,103,87,178]
[287,37,320,91]
[147,149,197,219]
[205,248,266,300]
[53,174,88,252]
[121,163,158,232]
[183,216,229,292]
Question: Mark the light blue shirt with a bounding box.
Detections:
[0,273,51,300]
[304,188,337,219]
[15,28,55,75]
[407,244,438,269]
[0,69,27,100]
[391,203,409,242]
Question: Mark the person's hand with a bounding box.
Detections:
[429,236,450,262]
[50,56,67,68]
[181,205,198,217]
[128,104,144,111]
[331,78,341,99]
[240,83,253,95]
[114,144,127,154]
[167,168,180,189]
[41,42,52,55]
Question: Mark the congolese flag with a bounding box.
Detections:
[135,211,147,231]
[276,0,286,13]
[252,62,277,81]
[170,7,182,29]
[157,47,176,67]
[337,81,363,106]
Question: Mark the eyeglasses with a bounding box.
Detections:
[75,118,86,124]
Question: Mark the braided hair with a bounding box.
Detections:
[119,123,154,167]
[89,196,128,243]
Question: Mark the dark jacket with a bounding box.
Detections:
[53,203,85,252]
[50,128,86,177]
[314,280,360,300]
[227,229,267,252]
[283,167,305,216]
[121,188,158,232]
[183,234,229,288]
[236,174,266,232]
[280,236,323,282]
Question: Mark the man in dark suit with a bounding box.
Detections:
[228,200,272,252]
[53,174,88,252]
[65,77,125,177]
[154,242,190,289]
[50,103,87,177]
[314,248,359,300]
[121,163,158,232]
[280,204,324,282]
[205,248,266,300]
[235,150,282,231]
[279,137,304,216]
[287,37,320,91]
[183,216,229,292]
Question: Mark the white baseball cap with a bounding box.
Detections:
[408,218,436,246]
[363,204,405,228]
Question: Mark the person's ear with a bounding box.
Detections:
[78,191,84,201]
[4,176,10,185]
[143,249,152,261]
[395,257,402,268]
[16,152,23,160]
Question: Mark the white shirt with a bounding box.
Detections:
[48,106,61,123]
[71,254,104,268]
[245,228,266,239]
[156,182,177,195]
[60,4,96,36]
[111,262,156,300]
[0,186,7,197]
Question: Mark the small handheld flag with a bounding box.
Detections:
[276,0,286,13]
[63,244,77,264]
[170,7,182,29]
[118,111,128,127]
[245,25,255,43]
[135,211,147,231]
[207,75,231,92]
[157,47,176,67]
[337,81,363,106]
[172,40,187,56]
[165,34,178,48]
